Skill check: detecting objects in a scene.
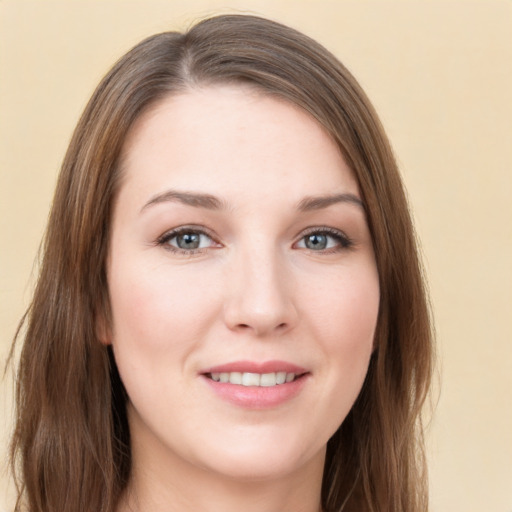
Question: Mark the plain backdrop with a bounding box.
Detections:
[1,1,511,511]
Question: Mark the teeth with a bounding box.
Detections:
[209,371,298,387]
[242,372,260,386]
[260,373,276,387]
[228,372,242,384]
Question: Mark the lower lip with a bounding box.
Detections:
[202,375,308,409]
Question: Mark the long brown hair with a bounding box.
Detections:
[10,14,433,512]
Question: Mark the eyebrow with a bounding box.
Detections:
[140,189,364,213]
[297,193,364,211]
[141,190,226,212]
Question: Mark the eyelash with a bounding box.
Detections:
[156,225,219,255]
[156,225,354,255]
[297,227,354,253]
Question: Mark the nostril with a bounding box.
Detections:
[233,321,289,335]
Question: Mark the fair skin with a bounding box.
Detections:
[103,85,380,512]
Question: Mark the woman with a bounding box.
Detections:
[10,14,433,512]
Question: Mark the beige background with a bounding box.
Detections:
[1,1,511,511]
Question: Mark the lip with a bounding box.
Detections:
[200,360,310,409]
[202,360,307,375]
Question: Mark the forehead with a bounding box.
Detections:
[118,84,359,204]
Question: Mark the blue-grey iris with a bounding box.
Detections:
[305,234,327,250]
[177,233,201,249]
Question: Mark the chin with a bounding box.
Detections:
[203,457,314,483]
[192,431,326,482]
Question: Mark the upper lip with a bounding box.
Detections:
[201,360,308,375]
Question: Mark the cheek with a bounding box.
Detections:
[305,263,379,347]
[106,260,221,416]
[107,258,221,360]
[303,264,379,407]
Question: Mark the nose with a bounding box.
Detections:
[223,247,298,337]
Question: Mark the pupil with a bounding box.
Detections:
[306,234,327,250]
[177,233,200,249]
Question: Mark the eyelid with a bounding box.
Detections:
[154,224,353,255]
[294,226,354,251]
[156,224,222,254]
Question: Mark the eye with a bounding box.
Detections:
[295,228,353,252]
[157,227,219,254]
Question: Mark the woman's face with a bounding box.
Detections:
[105,85,379,483]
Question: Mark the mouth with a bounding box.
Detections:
[205,371,306,387]
[200,361,309,408]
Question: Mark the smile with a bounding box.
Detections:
[208,371,298,387]
[201,361,309,408]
